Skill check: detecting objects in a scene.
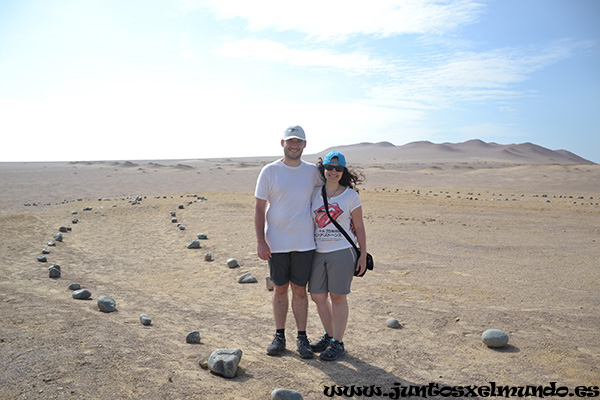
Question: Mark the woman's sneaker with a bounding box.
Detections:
[320,340,345,361]
[310,333,331,353]
[266,333,286,356]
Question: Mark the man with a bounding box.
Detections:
[254,125,323,359]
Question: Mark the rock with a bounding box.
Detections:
[227,258,239,268]
[207,348,243,379]
[68,283,81,290]
[55,233,63,242]
[271,388,304,400]
[186,331,201,344]
[97,295,116,313]
[204,253,213,261]
[42,248,50,254]
[197,233,208,240]
[48,266,61,278]
[47,240,56,247]
[59,226,69,233]
[37,256,47,263]
[139,314,152,326]
[386,318,400,328]
[199,358,209,370]
[72,289,92,300]
[72,219,79,224]
[238,272,257,283]
[482,329,509,348]
[187,240,201,249]
[171,218,178,223]
[178,204,184,209]
[49,264,61,271]
[178,225,186,230]
[170,211,176,217]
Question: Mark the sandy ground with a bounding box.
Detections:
[1,158,599,399]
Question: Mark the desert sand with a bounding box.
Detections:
[1,143,599,399]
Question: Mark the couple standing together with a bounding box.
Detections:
[254,125,368,361]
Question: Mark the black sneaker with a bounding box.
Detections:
[296,335,314,359]
[310,333,331,353]
[267,334,286,356]
[320,340,345,361]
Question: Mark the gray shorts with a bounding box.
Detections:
[268,251,315,287]
[308,248,356,295]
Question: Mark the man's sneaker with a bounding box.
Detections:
[266,334,286,356]
[320,340,345,361]
[296,335,314,359]
[310,333,331,353]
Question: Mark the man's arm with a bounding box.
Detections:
[254,197,271,260]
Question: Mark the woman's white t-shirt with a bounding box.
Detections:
[311,186,362,253]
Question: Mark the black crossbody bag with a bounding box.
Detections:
[321,186,374,277]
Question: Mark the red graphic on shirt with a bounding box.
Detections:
[315,203,343,228]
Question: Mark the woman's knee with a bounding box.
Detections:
[310,292,328,305]
[329,292,347,305]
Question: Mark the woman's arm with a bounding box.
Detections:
[350,205,367,275]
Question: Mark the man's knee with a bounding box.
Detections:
[290,282,308,299]
[273,282,290,296]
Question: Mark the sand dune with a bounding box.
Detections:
[316,139,595,166]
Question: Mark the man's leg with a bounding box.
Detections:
[291,282,314,358]
[288,250,315,359]
[273,282,290,329]
[290,282,308,331]
[267,253,290,356]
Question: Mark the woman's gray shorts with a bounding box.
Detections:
[308,247,356,295]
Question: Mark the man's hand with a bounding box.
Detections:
[257,239,272,260]
[255,198,271,260]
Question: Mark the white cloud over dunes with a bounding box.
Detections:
[215,39,393,74]
[198,0,485,39]
[368,40,589,109]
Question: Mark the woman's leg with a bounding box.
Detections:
[310,292,333,335]
[330,292,349,342]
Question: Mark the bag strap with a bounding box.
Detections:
[321,186,359,254]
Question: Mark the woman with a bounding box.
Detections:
[309,150,367,361]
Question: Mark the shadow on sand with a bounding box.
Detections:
[307,353,480,399]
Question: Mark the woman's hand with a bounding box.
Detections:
[356,252,367,276]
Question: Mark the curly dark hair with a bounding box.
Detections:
[317,157,365,192]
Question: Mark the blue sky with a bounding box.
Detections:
[1,0,598,162]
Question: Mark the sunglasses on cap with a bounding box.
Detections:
[324,164,344,172]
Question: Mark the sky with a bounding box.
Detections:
[1,0,599,163]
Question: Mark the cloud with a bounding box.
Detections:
[367,40,589,109]
[198,0,484,40]
[215,39,393,74]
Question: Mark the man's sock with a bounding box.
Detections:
[276,328,285,336]
[297,330,307,337]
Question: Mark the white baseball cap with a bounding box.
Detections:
[282,126,306,141]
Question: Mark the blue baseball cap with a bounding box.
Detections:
[323,151,346,167]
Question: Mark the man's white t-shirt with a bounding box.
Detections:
[255,159,323,253]
[311,186,362,253]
